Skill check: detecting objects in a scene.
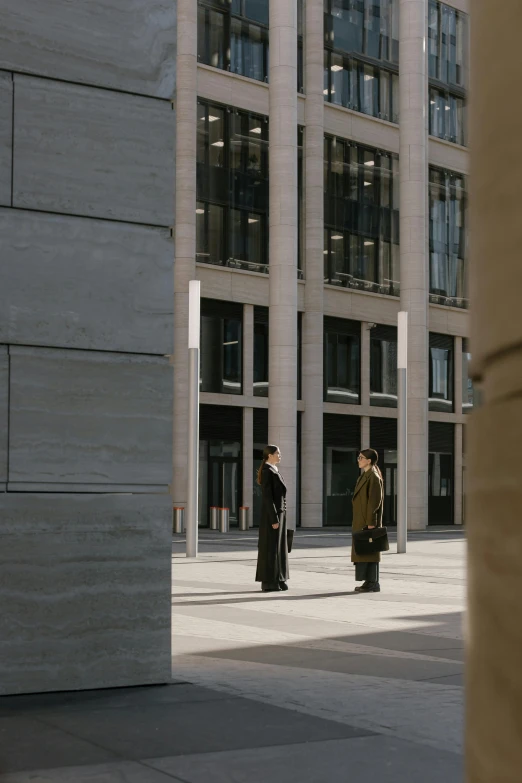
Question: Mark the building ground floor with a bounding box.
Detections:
[197,403,464,529]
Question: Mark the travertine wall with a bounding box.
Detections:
[467,2,522,779]
[0,0,176,694]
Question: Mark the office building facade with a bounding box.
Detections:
[174,0,470,530]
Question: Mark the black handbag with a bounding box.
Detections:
[352,526,389,556]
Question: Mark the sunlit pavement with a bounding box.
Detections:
[169,528,465,782]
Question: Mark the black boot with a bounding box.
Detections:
[262,582,281,592]
[279,581,289,591]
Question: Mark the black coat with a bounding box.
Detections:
[255,464,289,584]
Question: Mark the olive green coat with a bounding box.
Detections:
[351,467,384,564]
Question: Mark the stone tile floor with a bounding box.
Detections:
[0,528,465,782]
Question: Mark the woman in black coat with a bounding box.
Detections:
[255,444,289,592]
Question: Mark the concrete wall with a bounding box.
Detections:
[0,1,176,695]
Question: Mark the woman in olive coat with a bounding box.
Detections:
[351,448,384,593]
[255,444,289,592]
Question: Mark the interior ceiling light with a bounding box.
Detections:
[331,234,343,240]
[323,88,329,94]
[195,208,205,214]
[208,115,220,122]
[248,218,259,223]
[211,140,225,147]
[364,160,375,166]
[445,105,451,110]
[364,74,374,81]
[250,127,262,134]
[364,241,374,246]
[331,64,343,72]
[364,181,371,186]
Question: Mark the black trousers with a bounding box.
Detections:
[355,563,380,583]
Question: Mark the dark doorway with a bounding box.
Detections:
[209,455,241,527]
[323,414,361,526]
[370,417,398,526]
[429,422,454,525]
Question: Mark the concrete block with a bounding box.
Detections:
[13,76,175,226]
[0,210,173,354]
[0,347,7,487]
[0,0,176,98]
[0,492,172,695]
[0,72,12,207]
[9,347,172,487]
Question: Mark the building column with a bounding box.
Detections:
[399,0,428,530]
[361,417,370,451]
[301,0,324,528]
[467,4,522,779]
[268,1,298,530]
[242,407,254,520]
[454,336,463,525]
[361,322,371,408]
[172,0,197,509]
[243,304,254,397]
[242,305,255,522]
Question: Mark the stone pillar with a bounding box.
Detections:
[361,322,371,407]
[172,0,197,509]
[361,417,370,451]
[301,0,324,528]
[243,304,254,397]
[467,4,522,779]
[242,407,254,518]
[454,423,463,525]
[268,1,298,530]
[454,337,463,525]
[399,0,428,530]
[242,305,255,521]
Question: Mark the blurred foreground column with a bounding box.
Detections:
[467,2,522,780]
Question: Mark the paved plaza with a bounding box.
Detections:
[0,529,465,781]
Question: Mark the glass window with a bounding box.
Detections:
[200,301,243,395]
[197,100,269,272]
[325,0,398,121]
[428,1,467,145]
[429,166,467,307]
[324,320,361,404]
[462,339,473,413]
[370,329,397,407]
[196,201,225,266]
[200,0,269,83]
[429,334,454,412]
[324,136,399,295]
[198,7,227,70]
[254,309,269,397]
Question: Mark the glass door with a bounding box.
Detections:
[323,447,359,525]
[209,457,240,526]
[382,449,397,525]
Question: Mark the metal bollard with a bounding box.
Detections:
[173,507,185,534]
[239,506,250,531]
[218,507,229,533]
[209,506,218,531]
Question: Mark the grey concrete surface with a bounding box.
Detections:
[8,347,172,487]
[0,210,173,354]
[0,346,7,487]
[0,493,172,696]
[0,72,12,207]
[13,75,175,225]
[0,0,176,98]
[0,530,465,781]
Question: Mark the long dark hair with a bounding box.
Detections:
[360,448,383,480]
[256,444,278,485]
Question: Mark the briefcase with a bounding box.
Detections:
[352,526,389,556]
